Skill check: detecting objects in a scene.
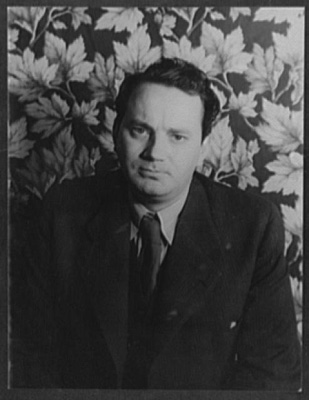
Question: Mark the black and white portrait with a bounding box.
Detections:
[7,4,304,394]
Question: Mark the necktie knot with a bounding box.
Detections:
[140,213,161,246]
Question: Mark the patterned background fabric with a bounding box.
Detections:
[8,6,304,340]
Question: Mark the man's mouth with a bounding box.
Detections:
[139,167,165,177]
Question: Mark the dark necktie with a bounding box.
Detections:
[139,213,162,303]
[122,213,161,388]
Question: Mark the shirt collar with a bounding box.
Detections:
[130,187,190,245]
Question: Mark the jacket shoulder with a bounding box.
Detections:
[43,170,123,217]
[193,172,282,227]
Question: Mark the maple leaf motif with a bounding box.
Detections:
[281,199,303,240]
[98,132,115,154]
[8,48,59,102]
[208,8,225,21]
[72,100,100,126]
[273,21,304,105]
[42,125,76,183]
[9,117,34,158]
[201,24,252,76]
[48,7,67,30]
[8,7,45,37]
[230,8,251,22]
[25,93,70,138]
[254,7,304,25]
[263,152,303,196]
[74,146,101,178]
[201,22,223,54]
[245,44,284,95]
[97,107,117,154]
[44,33,94,84]
[52,20,67,30]
[154,13,176,37]
[163,36,216,74]
[230,138,259,189]
[199,116,234,176]
[114,26,161,74]
[88,53,124,102]
[68,7,92,30]
[170,7,199,27]
[289,65,304,106]
[8,28,19,52]
[95,7,144,33]
[229,91,257,118]
[103,107,117,133]
[255,99,303,153]
[273,22,304,67]
[44,32,66,64]
[17,150,57,199]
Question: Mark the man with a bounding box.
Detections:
[10,58,301,389]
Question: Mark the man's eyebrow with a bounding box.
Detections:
[125,119,152,129]
[168,128,191,135]
[125,119,192,135]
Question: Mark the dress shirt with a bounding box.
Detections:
[130,188,190,264]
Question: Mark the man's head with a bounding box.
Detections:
[113,58,220,142]
[113,58,220,210]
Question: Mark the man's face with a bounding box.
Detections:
[115,83,204,209]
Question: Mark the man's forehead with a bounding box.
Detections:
[126,82,204,116]
[129,81,201,100]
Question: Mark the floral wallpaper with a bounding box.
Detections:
[8,7,304,340]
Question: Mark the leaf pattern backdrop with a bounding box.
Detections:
[8,7,304,340]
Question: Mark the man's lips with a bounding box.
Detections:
[139,167,166,176]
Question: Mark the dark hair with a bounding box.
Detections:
[113,58,220,141]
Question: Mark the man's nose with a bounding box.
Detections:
[141,133,166,160]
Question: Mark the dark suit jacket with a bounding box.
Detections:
[10,171,301,389]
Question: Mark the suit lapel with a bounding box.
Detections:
[79,176,131,383]
[150,175,226,356]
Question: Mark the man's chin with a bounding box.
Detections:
[130,179,169,201]
[138,185,166,199]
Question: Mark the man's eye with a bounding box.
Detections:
[171,133,186,142]
[131,126,147,136]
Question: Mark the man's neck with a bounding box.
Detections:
[130,186,190,246]
[130,188,191,213]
